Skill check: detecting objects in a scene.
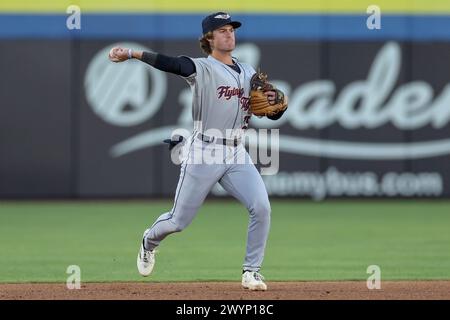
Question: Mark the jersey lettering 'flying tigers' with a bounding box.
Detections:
[184,55,255,135]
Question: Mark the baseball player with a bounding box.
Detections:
[109,12,286,291]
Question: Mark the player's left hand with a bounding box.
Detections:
[264,91,277,105]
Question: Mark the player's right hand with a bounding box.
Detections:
[108,46,129,63]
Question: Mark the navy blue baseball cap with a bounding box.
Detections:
[202,12,242,35]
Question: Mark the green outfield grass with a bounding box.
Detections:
[0,200,449,283]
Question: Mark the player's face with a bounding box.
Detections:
[211,25,236,52]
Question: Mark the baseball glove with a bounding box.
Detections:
[163,135,184,151]
[250,71,288,117]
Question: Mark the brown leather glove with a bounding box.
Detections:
[249,71,288,117]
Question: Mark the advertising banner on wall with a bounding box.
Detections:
[75,40,449,198]
[1,0,450,199]
[0,40,73,197]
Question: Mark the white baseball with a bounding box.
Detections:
[108,47,120,62]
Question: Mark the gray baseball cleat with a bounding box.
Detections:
[242,271,267,291]
[137,242,155,277]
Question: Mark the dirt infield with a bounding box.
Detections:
[1,281,449,300]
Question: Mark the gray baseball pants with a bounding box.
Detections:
[143,134,271,272]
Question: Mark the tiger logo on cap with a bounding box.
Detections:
[214,13,230,19]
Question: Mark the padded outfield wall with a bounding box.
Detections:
[1,1,450,199]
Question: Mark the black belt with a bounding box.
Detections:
[197,133,240,147]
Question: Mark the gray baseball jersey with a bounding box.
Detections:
[184,55,255,137]
[143,55,271,273]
